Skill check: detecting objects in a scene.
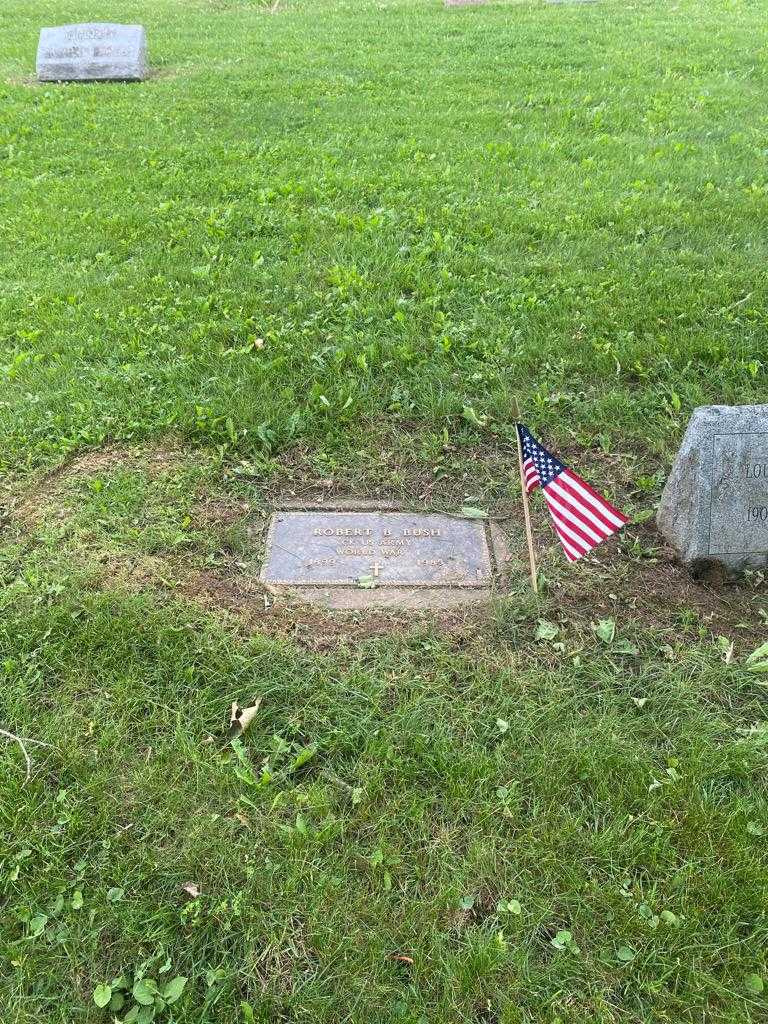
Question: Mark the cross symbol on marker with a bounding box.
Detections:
[369,561,383,578]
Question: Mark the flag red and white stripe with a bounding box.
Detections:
[518,423,628,562]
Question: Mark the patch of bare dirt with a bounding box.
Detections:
[552,519,766,644]
[10,439,192,528]
[177,565,486,651]
[161,439,762,646]
[4,435,764,651]
[91,551,173,594]
[258,431,523,513]
[256,424,641,519]
[191,496,254,531]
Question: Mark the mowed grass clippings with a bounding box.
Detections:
[1,0,767,1022]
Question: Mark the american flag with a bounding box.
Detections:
[518,423,628,562]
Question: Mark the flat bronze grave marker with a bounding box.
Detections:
[261,512,493,591]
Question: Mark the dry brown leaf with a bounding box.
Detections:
[230,698,262,735]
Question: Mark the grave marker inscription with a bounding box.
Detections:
[36,24,147,82]
[261,511,493,588]
[657,405,768,573]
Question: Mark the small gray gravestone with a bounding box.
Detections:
[36,24,147,83]
[260,510,506,610]
[444,0,488,7]
[658,405,768,574]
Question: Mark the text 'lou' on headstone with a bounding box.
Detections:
[36,24,147,82]
[658,404,768,575]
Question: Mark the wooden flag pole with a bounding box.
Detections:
[512,402,539,594]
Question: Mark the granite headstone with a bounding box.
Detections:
[658,404,768,574]
[36,24,147,82]
[444,0,488,7]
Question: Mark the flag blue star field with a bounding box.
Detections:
[517,424,628,562]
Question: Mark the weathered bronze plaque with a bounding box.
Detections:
[261,512,492,587]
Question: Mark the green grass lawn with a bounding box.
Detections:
[1,0,768,1021]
